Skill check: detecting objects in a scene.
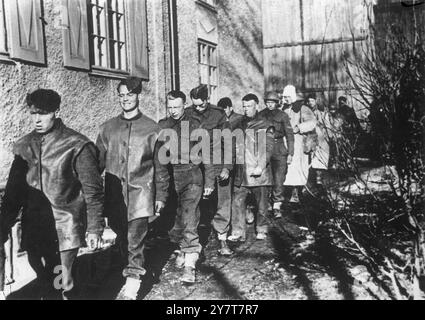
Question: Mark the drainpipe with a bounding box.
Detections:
[168,0,180,90]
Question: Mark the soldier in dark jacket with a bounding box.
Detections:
[158,90,203,284]
[96,77,169,300]
[229,94,275,242]
[185,85,234,257]
[0,89,105,299]
[216,97,244,249]
[259,92,295,219]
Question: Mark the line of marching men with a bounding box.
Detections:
[0,76,334,300]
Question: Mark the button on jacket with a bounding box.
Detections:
[96,113,169,222]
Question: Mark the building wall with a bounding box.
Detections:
[174,0,263,113]
[217,0,264,113]
[0,0,264,185]
[0,0,170,186]
[262,0,370,111]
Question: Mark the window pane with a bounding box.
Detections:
[0,0,7,54]
[90,0,128,71]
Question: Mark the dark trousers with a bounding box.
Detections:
[27,245,79,299]
[123,218,149,280]
[169,166,203,254]
[231,186,269,238]
[270,140,288,205]
[213,175,233,240]
[109,213,149,280]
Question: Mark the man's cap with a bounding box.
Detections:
[26,89,61,113]
[117,76,143,94]
[264,91,280,102]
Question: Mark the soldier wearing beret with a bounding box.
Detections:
[0,89,105,299]
[96,77,169,300]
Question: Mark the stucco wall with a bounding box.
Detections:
[0,0,264,186]
[176,0,198,98]
[0,0,170,186]
[217,0,264,114]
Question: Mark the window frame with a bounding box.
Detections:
[195,0,217,13]
[198,39,218,104]
[88,0,130,79]
[0,0,10,62]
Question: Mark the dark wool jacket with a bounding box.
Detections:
[185,104,232,189]
[259,108,295,156]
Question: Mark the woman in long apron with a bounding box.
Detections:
[282,85,317,203]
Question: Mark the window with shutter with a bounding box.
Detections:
[84,0,149,80]
[6,0,46,65]
[62,0,90,70]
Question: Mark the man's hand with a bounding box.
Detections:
[287,155,293,165]
[155,201,166,216]
[219,168,230,182]
[87,233,103,251]
[250,166,263,177]
[203,187,214,199]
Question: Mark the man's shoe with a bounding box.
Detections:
[115,278,141,300]
[289,188,300,203]
[227,234,246,242]
[246,206,255,224]
[116,288,137,301]
[273,209,282,219]
[218,240,233,256]
[181,267,196,285]
[256,232,267,241]
[174,250,185,269]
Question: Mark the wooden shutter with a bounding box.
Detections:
[62,0,90,70]
[6,0,46,64]
[127,0,149,80]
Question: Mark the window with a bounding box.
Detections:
[0,0,8,61]
[0,0,46,65]
[90,0,127,73]
[62,0,149,80]
[198,40,218,104]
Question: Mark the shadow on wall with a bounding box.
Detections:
[217,0,264,101]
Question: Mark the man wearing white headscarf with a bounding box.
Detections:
[282,85,317,203]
